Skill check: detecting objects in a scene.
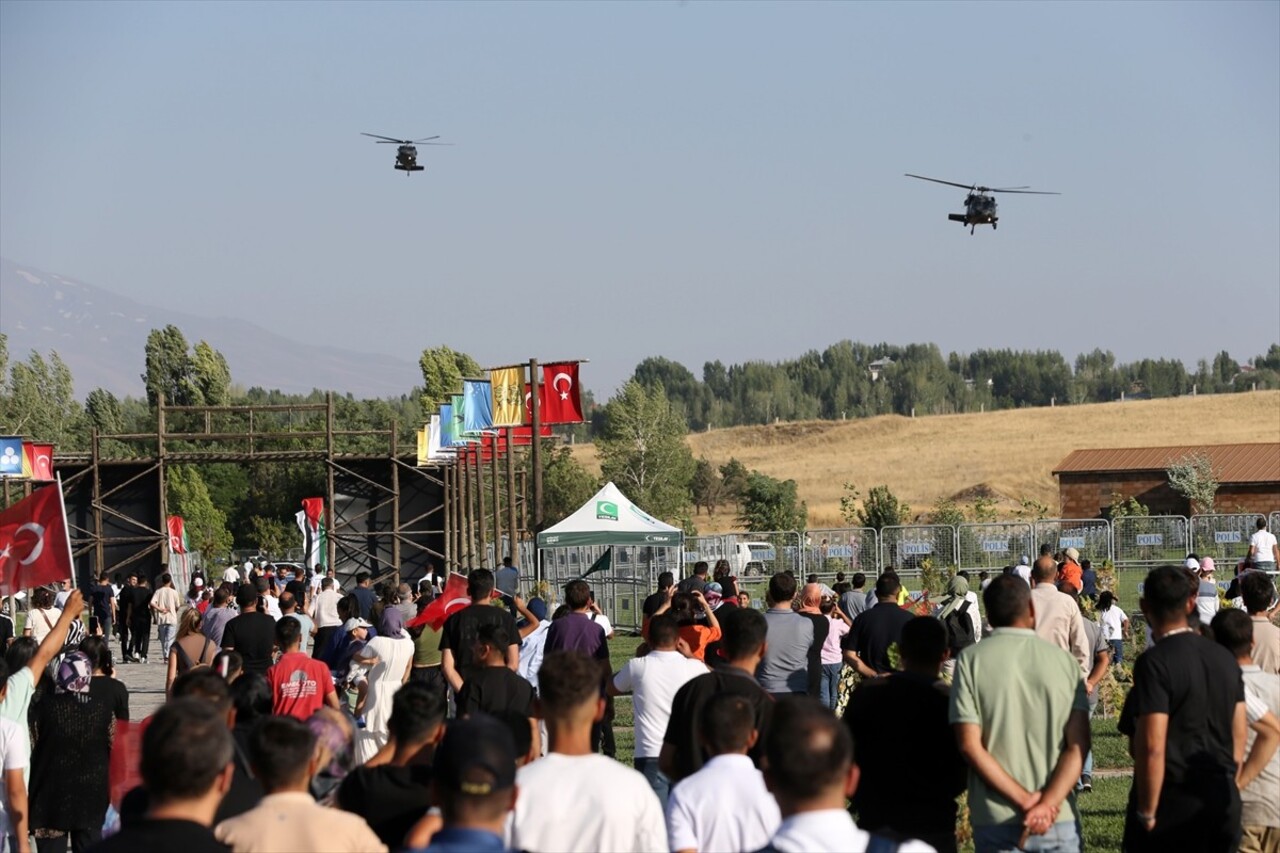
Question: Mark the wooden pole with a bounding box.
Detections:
[157,393,168,578]
[529,359,543,537]
[325,392,337,573]
[92,429,105,580]
[390,421,401,587]
[505,429,518,565]
[473,446,486,568]
[461,450,473,567]
[490,439,502,565]
[442,463,452,571]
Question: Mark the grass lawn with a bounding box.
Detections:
[607,635,1134,852]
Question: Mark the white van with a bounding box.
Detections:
[685,539,777,576]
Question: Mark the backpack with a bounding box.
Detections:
[942,600,976,656]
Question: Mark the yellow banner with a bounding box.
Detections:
[490,367,525,427]
[416,427,429,466]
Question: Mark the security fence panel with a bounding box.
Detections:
[1190,513,1266,570]
[802,528,880,581]
[1032,519,1113,565]
[1113,515,1189,577]
[880,525,958,579]
[1271,512,1280,543]
[957,522,1034,573]
[685,532,802,580]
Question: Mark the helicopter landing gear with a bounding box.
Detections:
[970,224,976,235]
[992,221,997,230]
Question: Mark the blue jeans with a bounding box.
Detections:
[634,757,669,805]
[1109,639,1124,665]
[157,623,177,661]
[820,662,843,709]
[1079,694,1098,786]
[974,819,1081,853]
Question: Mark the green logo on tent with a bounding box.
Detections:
[596,500,618,521]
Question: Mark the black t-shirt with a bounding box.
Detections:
[91,675,130,721]
[800,611,830,695]
[91,583,115,622]
[440,604,520,678]
[221,611,277,677]
[642,590,667,618]
[87,818,229,853]
[842,602,914,674]
[352,586,378,620]
[118,727,262,831]
[337,764,433,849]
[124,586,153,624]
[845,672,966,836]
[0,613,13,652]
[663,667,774,782]
[1118,631,1244,787]
[458,666,536,718]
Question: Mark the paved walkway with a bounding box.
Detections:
[107,624,169,718]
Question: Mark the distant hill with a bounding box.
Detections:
[0,257,420,399]
[573,390,1280,532]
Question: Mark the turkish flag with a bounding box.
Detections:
[22,443,54,481]
[408,572,473,630]
[0,484,73,596]
[167,516,188,555]
[508,425,552,446]
[522,383,545,426]
[541,362,584,424]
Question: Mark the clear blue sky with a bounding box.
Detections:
[2,0,1277,396]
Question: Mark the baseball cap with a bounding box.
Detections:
[1199,557,1216,574]
[1020,555,1030,566]
[526,597,548,621]
[1064,547,1080,562]
[193,577,204,588]
[343,618,372,634]
[433,714,517,796]
[1185,557,1200,571]
[705,582,723,595]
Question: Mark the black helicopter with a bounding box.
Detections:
[362,133,450,174]
[905,174,1060,234]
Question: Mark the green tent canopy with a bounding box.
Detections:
[536,482,684,549]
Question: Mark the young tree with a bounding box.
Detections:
[1166,453,1219,513]
[540,446,599,527]
[192,341,232,407]
[143,325,200,406]
[248,515,294,558]
[737,472,807,532]
[419,346,482,409]
[0,348,83,448]
[596,381,695,522]
[718,457,750,503]
[927,497,965,527]
[851,484,910,532]
[689,458,723,516]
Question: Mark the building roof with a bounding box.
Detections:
[1053,443,1280,483]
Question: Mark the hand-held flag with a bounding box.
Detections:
[0,483,74,596]
[407,572,472,630]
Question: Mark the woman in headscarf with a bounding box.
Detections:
[28,651,115,852]
[935,574,982,677]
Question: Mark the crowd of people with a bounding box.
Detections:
[0,527,1275,853]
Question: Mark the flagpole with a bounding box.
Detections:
[55,473,75,586]
[505,428,517,568]
[529,358,543,554]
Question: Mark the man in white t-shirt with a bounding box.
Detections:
[512,651,666,853]
[223,563,243,585]
[1250,518,1280,571]
[609,614,707,803]
[667,692,779,853]
[586,591,614,640]
[1012,555,1033,586]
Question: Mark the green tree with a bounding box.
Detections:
[1106,493,1149,520]
[85,388,124,434]
[419,346,482,408]
[248,515,294,557]
[596,380,695,522]
[540,446,599,526]
[1166,453,1219,513]
[737,471,807,532]
[167,465,234,557]
[192,341,232,406]
[143,325,200,406]
[719,458,750,503]
[689,458,723,516]
[851,484,910,531]
[927,497,965,527]
[0,347,83,448]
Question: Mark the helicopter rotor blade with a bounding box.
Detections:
[989,186,1030,191]
[904,174,982,191]
[410,136,441,143]
[361,132,412,143]
[989,188,1061,195]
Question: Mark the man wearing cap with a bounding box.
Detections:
[422,715,519,853]
[1058,548,1084,595]
[1012,555,1032,586]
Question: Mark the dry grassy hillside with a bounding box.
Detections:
[573,391,1280,532]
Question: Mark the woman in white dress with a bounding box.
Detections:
[351,626,415,763]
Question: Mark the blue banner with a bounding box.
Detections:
[463,380,493,434]
[439,405,456,447]
[0,436,22,477]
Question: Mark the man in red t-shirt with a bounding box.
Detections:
[267,616,340,720]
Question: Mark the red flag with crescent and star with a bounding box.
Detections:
[0,484,73,596]
[540,362,584,424]
[407,572,473,630]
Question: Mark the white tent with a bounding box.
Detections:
[537,482,683,548]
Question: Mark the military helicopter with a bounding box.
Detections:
[905,173,1060,234]
[362,133,450,174]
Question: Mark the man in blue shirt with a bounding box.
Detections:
[415,715,518,853]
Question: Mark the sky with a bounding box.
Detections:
[2,1,1277,398]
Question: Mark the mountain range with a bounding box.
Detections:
[0,257,421,399]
